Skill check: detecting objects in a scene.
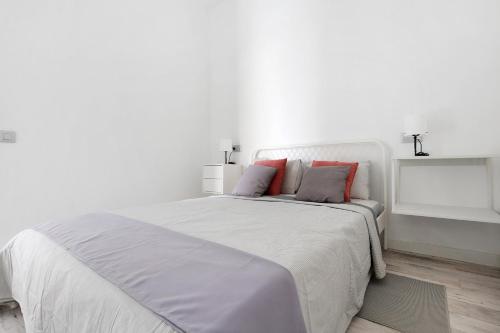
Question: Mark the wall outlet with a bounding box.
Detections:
[0,130,16,143]
[232,145,241,152]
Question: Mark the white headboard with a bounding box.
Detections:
[253,140,389,207]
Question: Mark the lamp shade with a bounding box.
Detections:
[403,114,428,136]
[218,138,233,152]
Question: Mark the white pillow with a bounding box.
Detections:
[351,161,370,199]
[281,159,304,194]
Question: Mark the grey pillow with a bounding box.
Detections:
[281,159,304,194]
[296,166,351,203]
[232,165,277,197]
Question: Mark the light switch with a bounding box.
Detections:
[0,130,16,143]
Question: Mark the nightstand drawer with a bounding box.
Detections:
[202,164,242,195]
[202,178,223,193]
[203,165,223,179]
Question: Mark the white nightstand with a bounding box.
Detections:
[202,164,243,195]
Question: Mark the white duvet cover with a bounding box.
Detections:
[0,196,381,333]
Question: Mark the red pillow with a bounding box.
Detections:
[254,158,287,195]
[311,160,359,202]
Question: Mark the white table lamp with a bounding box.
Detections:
[219,138,233,164]
[403,115,429,156]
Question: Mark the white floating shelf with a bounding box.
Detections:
[392,155,500,224]
[392,203,500,224]
[393,155,497,160]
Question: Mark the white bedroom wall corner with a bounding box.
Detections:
[207,0,239,164]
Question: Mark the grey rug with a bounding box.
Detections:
[358,273,451,333]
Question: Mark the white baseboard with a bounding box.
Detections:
[388,239,500,268]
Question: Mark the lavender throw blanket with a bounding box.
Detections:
[34,213,306,333]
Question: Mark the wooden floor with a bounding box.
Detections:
[1,250,499,333]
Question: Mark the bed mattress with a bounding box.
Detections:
[0,196,385,333]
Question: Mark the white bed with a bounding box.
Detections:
[0,140,388,333]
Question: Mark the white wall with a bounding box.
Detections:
[208,0,500,265]
[207,0,239,164]
[0,0,209,246]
